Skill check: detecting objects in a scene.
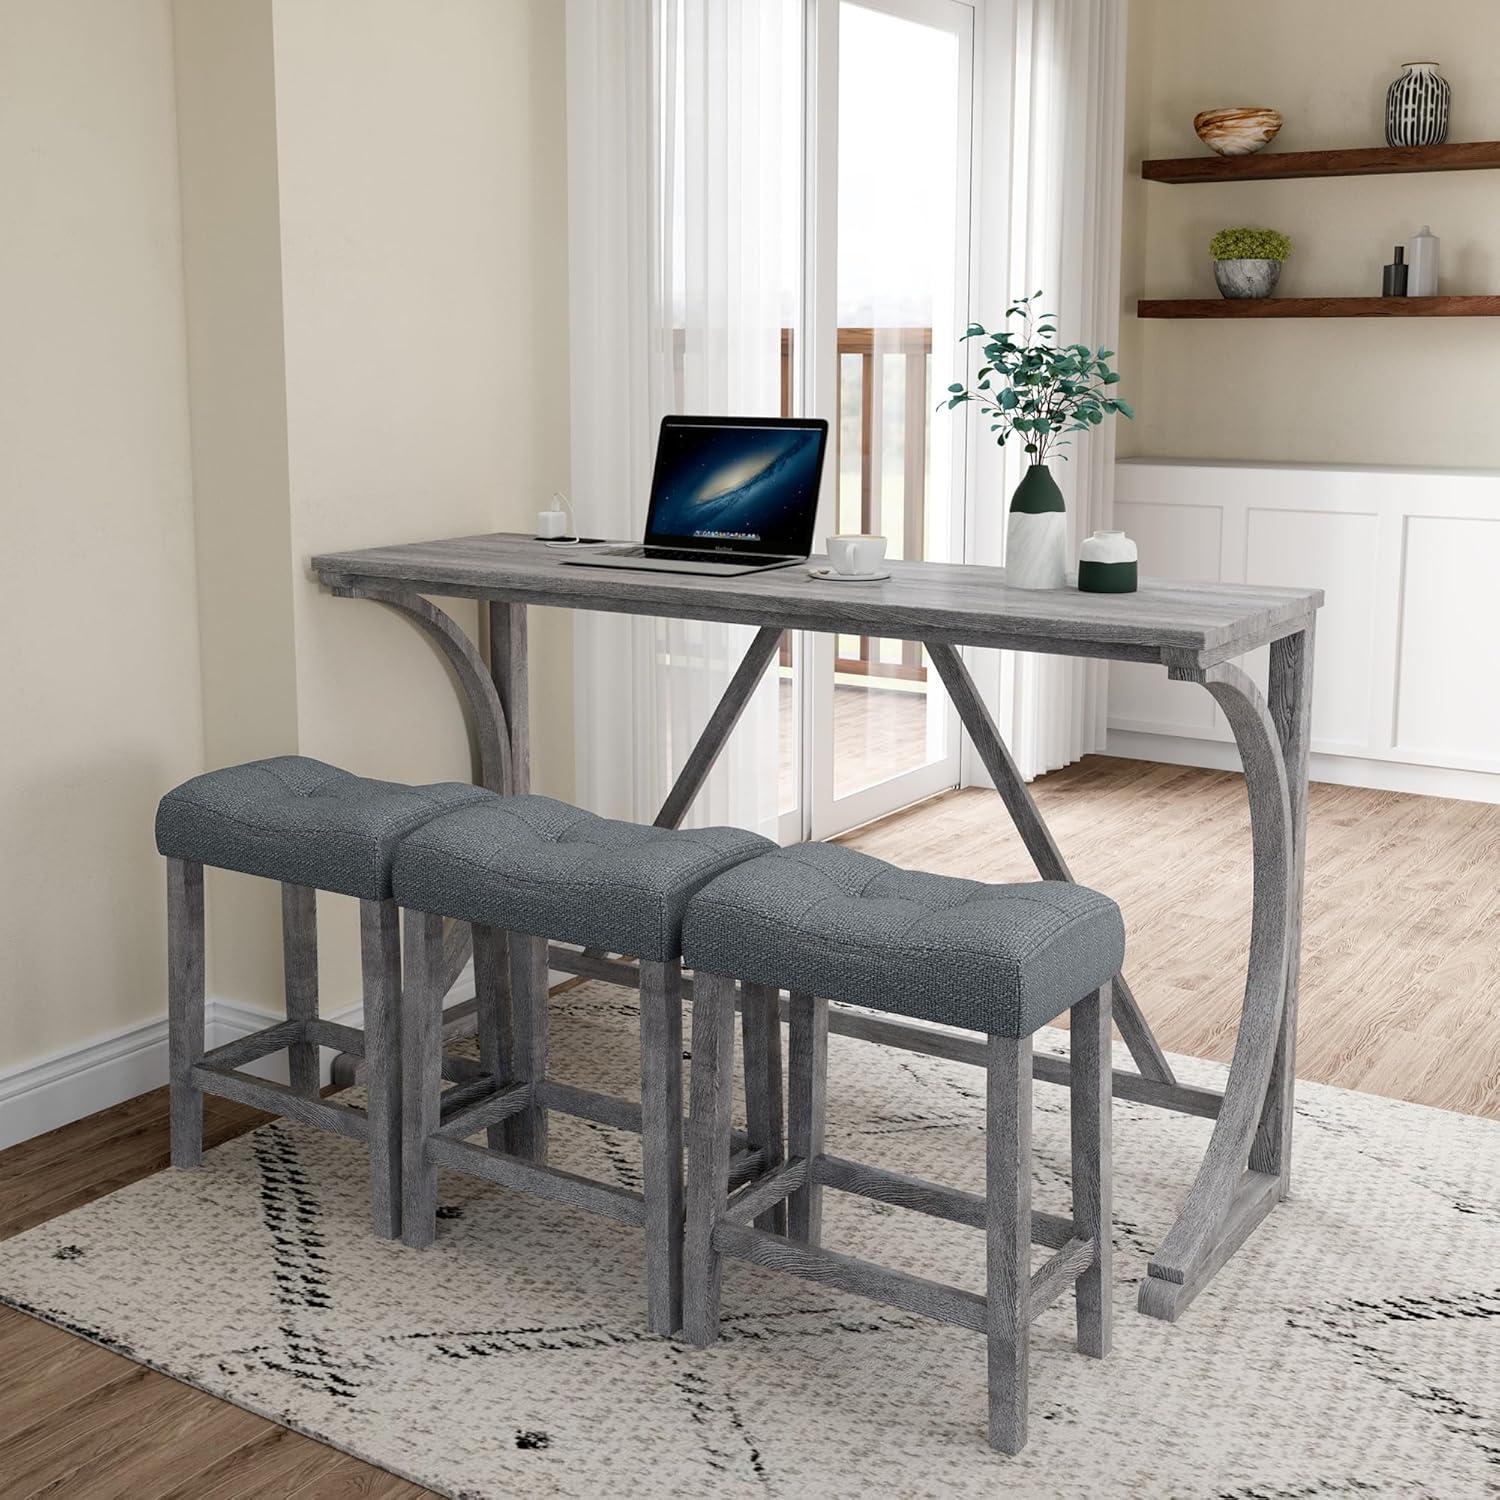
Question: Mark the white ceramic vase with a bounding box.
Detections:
[1006,510,1068,591]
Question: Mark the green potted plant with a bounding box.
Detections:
[943,292,1132,590]
[1211,226,1292,299]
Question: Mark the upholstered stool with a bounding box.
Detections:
[393,794,774,1334]
[155,756,491,1237]
[679,843,1125,1454]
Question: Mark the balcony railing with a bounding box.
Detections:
[782,326,932,683]
[673,324,935,685]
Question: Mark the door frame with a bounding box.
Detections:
[787,0,977,843]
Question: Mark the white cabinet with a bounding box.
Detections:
[1109,459,1500,803]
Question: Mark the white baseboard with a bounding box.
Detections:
[0,957,574,1154]
[1105,730,1500,805]
[0,1015,174,1154]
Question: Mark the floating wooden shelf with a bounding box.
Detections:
[1138,296,1500,318]
[1141,140,1500,184]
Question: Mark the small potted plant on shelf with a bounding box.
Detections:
[1211,226,1293,299]
[942,292,1133,591]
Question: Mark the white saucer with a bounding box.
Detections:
[808,565,891,583]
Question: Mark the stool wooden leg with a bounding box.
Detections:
[472,923,516,1153]
[987,1032,1032,1456]
[281,883,319,1097]
[509,931,549,1164]
[741,980,786,1235]
[361,898,402,1240]
[640,958,684,1334]
[1071,983,1112,1359]
[684,971,736,1345]
[166,858,205,1169]
[787,990,828,1245]
[401,907,445,1248]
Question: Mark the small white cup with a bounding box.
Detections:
[536,507,569,538]
[827,534,887,575]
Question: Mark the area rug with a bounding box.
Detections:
[1,981,1497,1498]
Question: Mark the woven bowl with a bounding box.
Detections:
[1194,107,1283,156]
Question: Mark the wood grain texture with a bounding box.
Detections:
[1255,623,1315,1195]
[683,971,736,1345]
[986,1033,1032,1455]
[1142,138,1500,183]
[639,958,685,1334]
[487,600,529,796]
[811,1153,1074,1250]
[1138,296,1500,318]
[843,758,1500,1123]
[400,908,445,1249]
[722,1157,808,1228]
[1027,1237,1097,1319]
[280,884,319,1098]
[166,857,204,1170]
[313,530,1320,667]
[1070,985,1112,1358]
[189,1065,369,1142]
[471,923,515,1153]
[1144,663,1292,1307]
[360,898,402,1239]
[786,992,828,1243]
[424,1135,647,1227]
[0,1116,435,1498]
[712,1220,988,1334]
[509,932,550,1164]
[739,981,786,1235]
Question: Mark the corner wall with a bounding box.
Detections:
[0,2,203,1073]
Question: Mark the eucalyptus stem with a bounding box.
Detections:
[940,291,1134,468]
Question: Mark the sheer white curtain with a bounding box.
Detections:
[565,0,786,835]
[975,0,1128,781]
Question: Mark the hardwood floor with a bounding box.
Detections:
[2,754,1496,1495]
[0,1091,431,1498]
[841,756,1500,1120]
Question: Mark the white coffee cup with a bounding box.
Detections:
[827,534,887,575]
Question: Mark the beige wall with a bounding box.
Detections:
[2,0,569,1088]
[1122,0,1500,467]
[0,2,204,1067]
[271,0,573,1004]
[174,0,572,1016]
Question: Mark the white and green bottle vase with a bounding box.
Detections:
[1078,529,1138,594]
[1006,464,1068,591]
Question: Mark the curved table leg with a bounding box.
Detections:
[324,584,516,1089]
[333,581,513,794]
[1139,658,1295,1322]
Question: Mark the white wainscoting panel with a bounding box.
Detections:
[1395,515,1500,772]
[1109,498,1222,736]
[1109,459,1500,802]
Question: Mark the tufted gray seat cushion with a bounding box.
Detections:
[682,842,1125,1038]
[394,795,775,962]
[155,757,493,901]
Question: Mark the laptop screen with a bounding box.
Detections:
[644,415,829,556]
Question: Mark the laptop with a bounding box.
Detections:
[564,414,829,576]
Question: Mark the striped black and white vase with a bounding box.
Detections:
[1385,61,1450,147]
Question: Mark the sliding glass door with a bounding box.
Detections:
[779,0,974,841]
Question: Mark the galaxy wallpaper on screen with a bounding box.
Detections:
[647,424,824,550]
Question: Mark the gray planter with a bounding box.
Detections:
[1214,258,1282,299]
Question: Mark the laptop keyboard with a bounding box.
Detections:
[608,545,785,564]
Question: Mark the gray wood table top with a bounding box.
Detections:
[313,532,1322,668]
